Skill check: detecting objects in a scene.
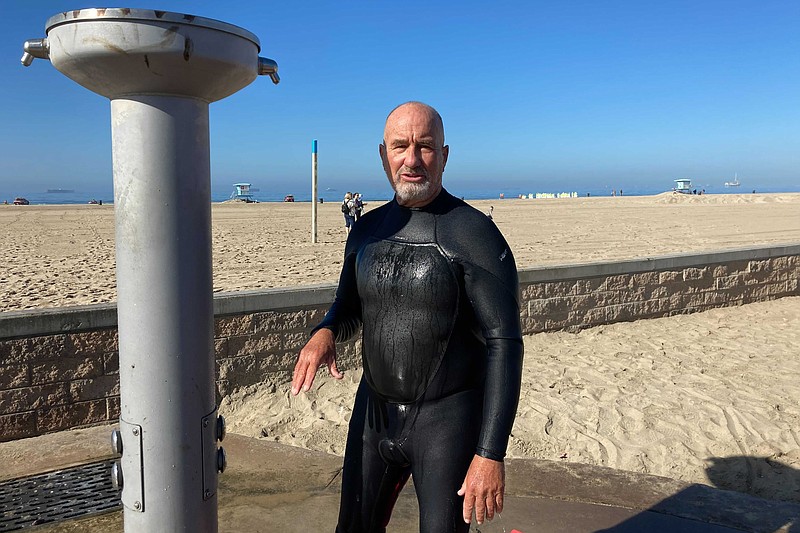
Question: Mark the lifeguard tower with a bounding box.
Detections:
[674,179,693,194]
[230,182,257,202]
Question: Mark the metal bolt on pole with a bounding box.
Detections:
[21,8,279,532]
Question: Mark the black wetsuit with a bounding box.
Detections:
[314,189,523,533]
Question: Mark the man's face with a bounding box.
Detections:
[379,104,449,208]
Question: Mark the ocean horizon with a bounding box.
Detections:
[3,182,798,206]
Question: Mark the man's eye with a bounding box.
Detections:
[420,146,434,154]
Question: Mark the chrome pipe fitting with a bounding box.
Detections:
[21,38,49,66]
[258,57,280,84]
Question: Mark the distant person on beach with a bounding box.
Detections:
[293,101,523,532]
[353,192,364,221]
[486,205,494,220]
[341,192,356,236]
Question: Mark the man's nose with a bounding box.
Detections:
[403,145,421,167]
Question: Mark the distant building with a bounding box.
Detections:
[674,179,692,194]
[230,183,257,203]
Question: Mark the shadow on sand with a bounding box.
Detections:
[594,455,800,532]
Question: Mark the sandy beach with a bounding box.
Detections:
[221,296,800,503]
[2,192,799,503]
[1,192,799,312]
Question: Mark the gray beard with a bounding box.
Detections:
[394,179,433,205]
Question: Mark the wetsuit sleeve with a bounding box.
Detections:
[312,249,362,342]
[461,234,523,461]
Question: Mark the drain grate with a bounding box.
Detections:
[0,460,120,531]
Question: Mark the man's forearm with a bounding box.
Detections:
[312,302,361,343]
[476,337,524,460]
[312,252,362,342]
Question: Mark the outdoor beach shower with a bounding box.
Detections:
[21,8,278,532]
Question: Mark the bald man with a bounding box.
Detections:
[292,102,523,532]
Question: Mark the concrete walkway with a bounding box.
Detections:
[1,425,798,532]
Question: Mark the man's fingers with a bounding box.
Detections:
[485,496,496,520]
[474,497,486,524]
[459,492,501,524]
[293,329,338,394]
[460,487,473,524]
[328,358,343,379]
[302,364,317,391]
[291,361,307,395]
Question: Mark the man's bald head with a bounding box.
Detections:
[379,102,449,208]
[384,101,445,146]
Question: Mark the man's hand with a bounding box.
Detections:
[291,328,343,395]
[457,454,505,525]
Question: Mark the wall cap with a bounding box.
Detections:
[2,243,798,339]
[518,243,800,284]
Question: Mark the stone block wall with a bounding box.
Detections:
[0,327,120,441]
[213,307,361,398]
[518,248,800,333]
[1,244,798,442]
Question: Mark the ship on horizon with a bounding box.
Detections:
[46,188,75,193]
[724,174,741,187]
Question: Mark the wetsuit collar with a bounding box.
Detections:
[394,188,452,212]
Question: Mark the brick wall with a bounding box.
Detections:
[0,328,120,441]
[519,248,799,333]
[1,244,798,442]
[213,307,361,398]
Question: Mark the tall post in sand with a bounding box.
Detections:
[312,139,319,243]
[21,8,279,532]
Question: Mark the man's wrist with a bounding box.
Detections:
[475,447,504,462]
[310,324,337,340]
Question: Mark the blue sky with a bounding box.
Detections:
[1,1,798,199]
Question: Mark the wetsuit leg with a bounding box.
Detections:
[406,389,483,533]
[337,379,411,533]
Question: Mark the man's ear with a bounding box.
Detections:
[442,145,449,169]
[379,143,390,175]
